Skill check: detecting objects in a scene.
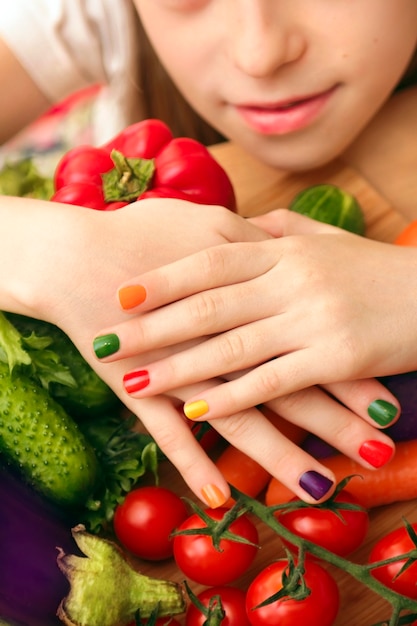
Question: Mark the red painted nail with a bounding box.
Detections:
[123,369,150,394]
[359,440,394,468]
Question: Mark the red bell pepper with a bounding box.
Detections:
[51,119,236,211]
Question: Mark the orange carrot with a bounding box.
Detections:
[216,409,307,502]
[265,439,417,510]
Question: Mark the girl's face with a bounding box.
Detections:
[134,0,417,170]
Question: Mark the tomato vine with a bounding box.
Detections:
[227,484,417,626]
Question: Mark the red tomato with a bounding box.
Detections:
[278,490,369,557]
[394,221,417,246]
[369,522,417,598]
[173,507,259,586]
[113,486,189,561]
[189,421,222,452]
[186,586,250,626]
[245,559,339,626]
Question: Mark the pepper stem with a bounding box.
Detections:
[102,150,155,203]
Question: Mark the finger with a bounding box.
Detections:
[263,386,395,469]
[200,382,396,473]
[130,387,336,505]
[94,276,284,362]
[85,354,234,509]
[180,351,331,420]
[121,369,338,505]
[324,379,400,429]
[118,315,301,397]
[205,406,337,504]
[176,369,396,471]
[124,394,232,508]
[248,208,342,238]
[115,240,279,313]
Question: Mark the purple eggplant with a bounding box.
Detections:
[0,465,77,626]
[0,467,185,626]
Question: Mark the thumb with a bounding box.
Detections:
[248,208,339,237]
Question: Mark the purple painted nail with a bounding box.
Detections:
[299,470,334,500]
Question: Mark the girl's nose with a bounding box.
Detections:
[228,2,307,78]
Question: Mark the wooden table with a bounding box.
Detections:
[138,143,417,625]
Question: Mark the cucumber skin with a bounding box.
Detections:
[0,363,99,507]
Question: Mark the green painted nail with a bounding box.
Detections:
[93,333,120,359]
[367,399,398,426]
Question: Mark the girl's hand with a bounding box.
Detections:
[8,197,351,508]
[1,196,272,507]
[48,201,393,507]
[88,212,406,497]
[92,209,412,424]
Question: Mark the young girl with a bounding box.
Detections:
[1,0,416,508]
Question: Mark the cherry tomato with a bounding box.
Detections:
[173,507,259,586]
[189,421,222,452]
[185,586,250,626]
[394,220,417,246]
[113,486,189,561]
[278,490,369,557]
[245,559,339,626]
[369,522,417,598]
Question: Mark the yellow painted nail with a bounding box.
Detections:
[201,484,227,509]
[184,399,209,420]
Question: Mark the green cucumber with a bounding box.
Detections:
[289,184,365,235]
[0,361,99,507]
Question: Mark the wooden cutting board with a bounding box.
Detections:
[137,143,416,626]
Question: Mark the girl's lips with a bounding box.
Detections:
[235,87,337,135]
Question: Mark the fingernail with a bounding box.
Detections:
[118,285,147,310]
[184,399,209,420]
[359,440,394,468]
[299,470,334,501]
[123,369,150,393]
[201,484,227,509]
[368,399,398,426]
[93,333,120,359]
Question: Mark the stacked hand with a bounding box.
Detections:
[86,206,409,505]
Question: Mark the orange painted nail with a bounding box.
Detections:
[201,484,227,509]
[184,399,209,420]
[118,285,147,310]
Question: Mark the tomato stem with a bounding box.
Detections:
[174,497,259,552]
[229,485,417,626]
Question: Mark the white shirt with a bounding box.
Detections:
[0,0,142,143]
